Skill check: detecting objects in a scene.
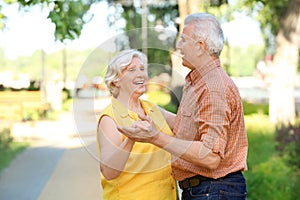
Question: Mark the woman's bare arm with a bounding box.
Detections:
[97,116,135,180]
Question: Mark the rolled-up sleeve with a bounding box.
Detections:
[199,91,229,159]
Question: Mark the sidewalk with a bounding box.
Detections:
[0,108,103,200]
[38,142,102,200]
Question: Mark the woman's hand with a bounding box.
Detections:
[117,115,160,143]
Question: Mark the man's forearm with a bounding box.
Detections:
[152,132,221,169]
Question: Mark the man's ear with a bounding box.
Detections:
[197,45,203,56]
[113,79,120,87]
[196,41,206,56]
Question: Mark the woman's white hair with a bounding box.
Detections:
[184,13,224,56]
[105,49,147,97]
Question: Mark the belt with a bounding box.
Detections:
[178,175,210,189]
[178,171,242,189]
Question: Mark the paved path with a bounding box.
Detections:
[0,98,109,200]
[0,144,65,200]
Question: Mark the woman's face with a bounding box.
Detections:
[118,56,148,98]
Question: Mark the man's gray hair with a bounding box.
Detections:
[185,13,224,56]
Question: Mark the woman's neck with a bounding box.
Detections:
[116,93,145,116]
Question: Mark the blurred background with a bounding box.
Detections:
[0,0,300,199]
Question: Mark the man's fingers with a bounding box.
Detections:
[117,126,144,141]
[117,126,135,134]
[138,114,151,122]
[133,120,150,130]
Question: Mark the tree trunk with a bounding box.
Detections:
[269,0,300,124]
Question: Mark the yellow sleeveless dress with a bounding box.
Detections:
[97,97,177,200]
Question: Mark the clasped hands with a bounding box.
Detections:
[117,115,159,143]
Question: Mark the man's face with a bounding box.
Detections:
[176,24,199,70]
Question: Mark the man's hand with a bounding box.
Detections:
[117,115,159,143]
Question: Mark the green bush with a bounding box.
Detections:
[244,115,300,200]
[275,122,300,169]
[0,128,29,172]
[0,128,13,150]
[246,158,294,200]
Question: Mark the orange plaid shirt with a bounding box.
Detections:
[172,59,248,180]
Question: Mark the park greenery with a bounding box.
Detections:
[0,0,300,199]
[1,0,299,124]
[0,43,264,82]
[0,128,29,172]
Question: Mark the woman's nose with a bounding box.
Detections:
[136,69,145,76]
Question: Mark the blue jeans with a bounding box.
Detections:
[180,172,246,200]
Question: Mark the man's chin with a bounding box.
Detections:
[182,61,193,70]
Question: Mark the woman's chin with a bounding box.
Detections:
[134,88,146,96]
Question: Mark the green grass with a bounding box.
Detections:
[243,100,269,115]
[244,114,300,200]
[0,141,29,172]
[245,114,275,166]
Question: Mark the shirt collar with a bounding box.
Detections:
[186,58,221,84]
[111,97,153,120]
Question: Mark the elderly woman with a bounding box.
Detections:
[97,49,177,200]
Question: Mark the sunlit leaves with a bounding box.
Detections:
[47,0,93,42]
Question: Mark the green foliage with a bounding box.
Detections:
[48,0,93,41]
[242,100,268,115]
[7,0,94,42]
[0,128,13,150]
[0,48,93,82]
[161,102,178,114]
[145,89,177,113]
[246,158,294,199]
[223,44,264,76]
[22,107,48,121]
[147,49,172,78]
[275,122,300,169]
[242,0,289,35]
[107,1,178,74]
[244,115,300,199]
[239,0,289,52]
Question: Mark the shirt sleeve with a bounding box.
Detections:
[199,91,229,159]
